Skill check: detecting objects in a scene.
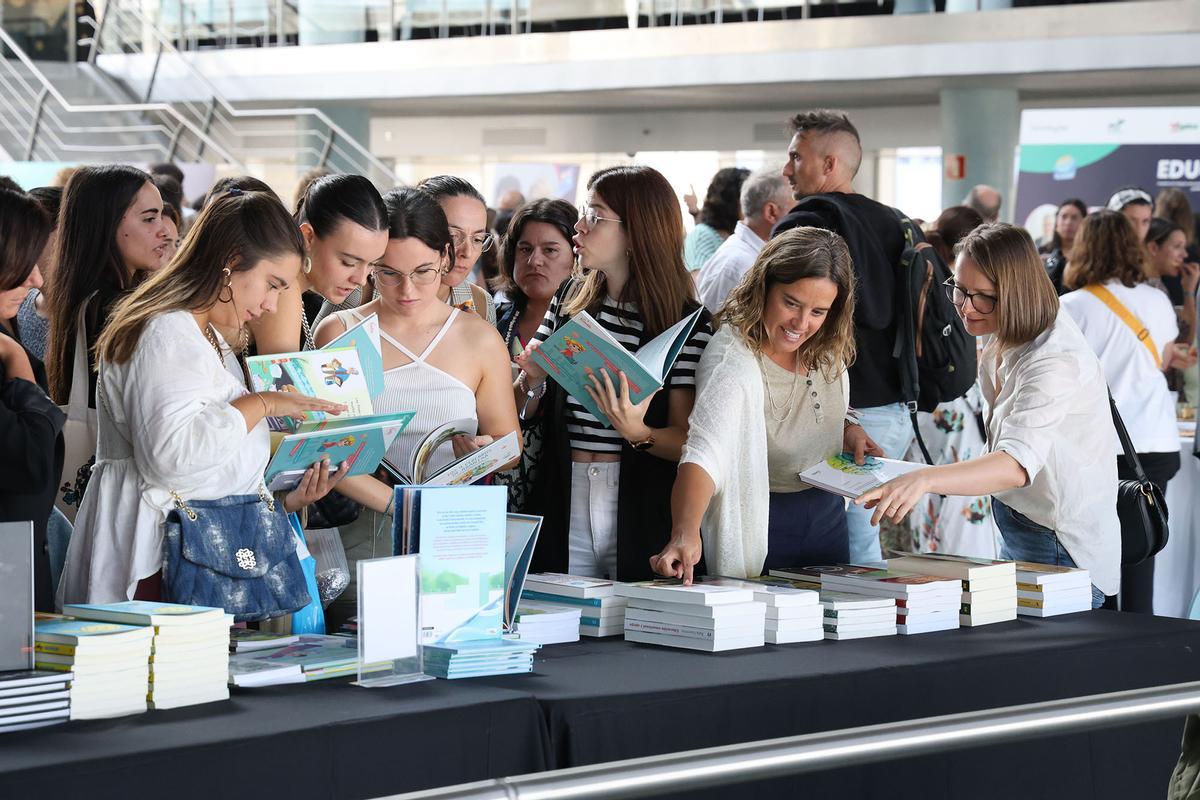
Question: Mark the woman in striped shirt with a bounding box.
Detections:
[516,165,713,580]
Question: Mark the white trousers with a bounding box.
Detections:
[568,461,620,579]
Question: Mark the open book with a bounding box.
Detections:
[245,314,384,434]
[503,514,543,631]
[798,453,926,499]
[533,307,704,428]
[264,411,416,492]
[379,418,520,487]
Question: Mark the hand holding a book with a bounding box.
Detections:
[258,391,347,422]
[283,457,349,513]
[451,434,494,459]
[514,341,548,384]
[583,368,658,442]
[843,424,885,465]
[855,469,935,526]
[650,528,703,585]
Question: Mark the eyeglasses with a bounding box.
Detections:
[449,228,495,252]
[943,278,997,315]
[371,266,444,286]
[580,205,622,229]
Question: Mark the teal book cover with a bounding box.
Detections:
[264,411,416,491]
[246,346,376,433]
[324,312,384,400]
[532,308,702,428]
[35,619,147,641]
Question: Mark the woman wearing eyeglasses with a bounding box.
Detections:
[858,223,1119,609]
[515,165,713,581]
[314,187,519,625]
[416,175,497,325]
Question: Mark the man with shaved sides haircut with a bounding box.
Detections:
[773,109,916,565]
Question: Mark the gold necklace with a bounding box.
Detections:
[759,350,802,422]
[202,323,226,368]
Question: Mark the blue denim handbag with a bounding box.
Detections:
[162,485,312,622]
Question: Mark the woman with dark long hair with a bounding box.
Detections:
[516,165,714,580]
[59,190,346,605]
[1041,199,1087,295]
[683,167,751,272]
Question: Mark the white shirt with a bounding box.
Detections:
[1060,281,1179,455]
[980,308,1121,597]
[58,311,270,604]
[695,221,766,314]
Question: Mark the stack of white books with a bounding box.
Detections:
[65,602,231,710]
[0,671,73,733]
[889,553,1018,627]
[34,617,152,719]
[818,590,898,640]
[1014,562,1093,616]
[773,565,961,635]
[522,574,627,637]
[706,577,823,644]
[616,579,766,652]
[513,601,582,645]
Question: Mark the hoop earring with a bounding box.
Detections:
[218,267,233,304]
[302,255,313,274]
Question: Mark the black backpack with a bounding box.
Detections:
[891,210,977,463]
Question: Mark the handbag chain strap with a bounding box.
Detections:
[170,482,276,521]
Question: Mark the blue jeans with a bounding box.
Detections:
[993,499,1105,609]
[845,403,916,563]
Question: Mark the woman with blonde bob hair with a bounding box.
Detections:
[651,226,881,582]
[858,223,1119,608]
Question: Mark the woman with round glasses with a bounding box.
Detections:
[514,165,713,581]
[416,175,497,324]
[857,223,1119,609]
[313,187,519,624]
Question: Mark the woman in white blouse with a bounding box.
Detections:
[58,190,347,605]
[651,227,881,583]
[858,223,1119,608]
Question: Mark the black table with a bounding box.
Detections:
[2,611,1198,800]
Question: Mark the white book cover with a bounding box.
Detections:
[765,617,823,633]
[798,454,926,499]
[766,629,824,645]
[615,580,755,606]
[824,627,897,641]
[766,605,825,622]
[524,573,616,599]
[624,628,763,653]
[625,604,765,632]
[1017,603,1091,618]
[959,609,1018,626]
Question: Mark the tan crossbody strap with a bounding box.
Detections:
[1083,285,1161,369]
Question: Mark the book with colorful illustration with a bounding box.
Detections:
[798,453,926,499]
[533,307,704,428]
[264,410,416,492]
[379,419,519,487]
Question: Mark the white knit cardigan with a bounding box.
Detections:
[681,324,853,579]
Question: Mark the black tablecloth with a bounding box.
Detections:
[474,611,1200,800]
[2,611,1198,800]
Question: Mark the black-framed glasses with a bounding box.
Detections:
[580,205,622,229]
[371,265,444,286]
[943,278,997,314]
[449,228,495,252]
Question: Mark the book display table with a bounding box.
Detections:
[2,611,1198,799]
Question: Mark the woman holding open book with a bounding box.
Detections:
[58,189,348,605]
[312,187,519,627]
[515,165,713,581]
[856,224,1118,609]
[650,227,881,583]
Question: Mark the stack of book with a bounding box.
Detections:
[0,671,73,732]
[422,639,541,679]
[64,602,231,710]
[708,577,823,644]
[229,629,299,653]
[889,553,1018,627]
[513,601,581,645]
[819,590,898,640]
[228,634,388,687]
[1015,562,1093,616]
[34,617,152,719]
[523,574,628,638]
[616,579,766,652]
[773,566,961,635]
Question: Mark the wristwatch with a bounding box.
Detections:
[628,432,656,452]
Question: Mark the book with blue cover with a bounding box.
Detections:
[34,618,153,648]
[264,410,416,491]
[533,307,704,427]
[62,601,227,627]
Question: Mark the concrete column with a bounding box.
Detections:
[939,87,1019,222]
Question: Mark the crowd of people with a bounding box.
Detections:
[2,107,1196,624]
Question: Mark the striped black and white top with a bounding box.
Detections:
[533,285,713,454]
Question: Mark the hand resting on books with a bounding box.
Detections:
[283,456,350,513]
[258,391,347,421]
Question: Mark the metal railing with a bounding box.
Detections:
[0,26,242,166]
[385,680,1200,799]
[82,1,398,187]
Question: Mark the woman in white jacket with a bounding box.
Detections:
[651,227,880,583]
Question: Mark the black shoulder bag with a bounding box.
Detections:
[1110,393,1169,566]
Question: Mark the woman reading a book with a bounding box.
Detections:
[650,227,880,583]
[0,188,63,611]
[248,173,389,354]
[312,187,519,626]
[58,190,348,605]
[856,224,1118,608]
[493,199,580,512]
[416,175,498,324]
[515,165,713,581]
